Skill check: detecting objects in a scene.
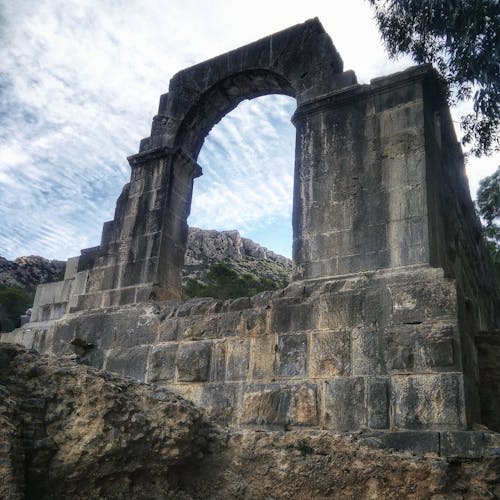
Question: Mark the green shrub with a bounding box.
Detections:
[182,263,287,300]
[0,284,34,332]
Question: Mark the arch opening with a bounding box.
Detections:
[182,93,296,300]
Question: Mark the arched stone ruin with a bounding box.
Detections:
[5,19,499,452]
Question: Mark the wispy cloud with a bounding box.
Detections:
[0,0,496,260]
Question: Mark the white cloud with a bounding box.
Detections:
[0,0,496,260]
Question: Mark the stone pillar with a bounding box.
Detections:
[292,66,436,281]
[152,149,202,301]
[62,147,201,309]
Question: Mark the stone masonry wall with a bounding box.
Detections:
[12,266,470,432]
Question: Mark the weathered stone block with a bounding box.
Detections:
[105,345,150,382]
[319,291,364,330]
[227,297,252,311]
[379,101,423,138]
[176,341,212,382]
[367,378,389,429]
[101,307,158,348]
[76,292,103,311]
[351,328,385,376]
[146,343,178,383]
[277,334,307,378]
[225,339,250,381]
[390,280,456,324]
[240,382,318,427]
[200,383,239,425]
[386,323,455,372]
[440,431,484,458]
[64,256,79,280]
[217,311,241,337]
[390,373,466,429]
[299,259,338,280]
[210,341,226,381]
[361,286,392,327]
[236,308,268,337]
[178,315,221,340]
[323,377,365,431]
[101,287,137,308]
[250,335,277,380]
[290,383,319,426]
[240,384,291,426]
[176,298,213,316]
[271,301,317,333]
[158,318,180,341]
[310,330,350,377]
[360,431,440,455]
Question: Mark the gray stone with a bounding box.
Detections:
[323,377,365,432]
[386,323,456,373]
[359,431,440,455]
[351,327,385,376]
[271,300,317,333]
[241,384,291,427]
[225,339,250,381]
[176,341,211,382]
[390,373,466,430]
[250,334,277,380]
[200,383,239,425]
[6,19,498,442]
[440,431,484,458]
[367,378,389,429]
[277,334,308,378]
[310,330,350,377]
[105,346,150,382]
[147,343,178,383]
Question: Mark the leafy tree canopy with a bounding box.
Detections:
[477,167,500,281]
[369,0,499,156]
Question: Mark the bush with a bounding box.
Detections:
[0,284,34,332]
[182,263,287,300]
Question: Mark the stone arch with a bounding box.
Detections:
[131,18,348,300]
[140,18,345,155]
[70,18,360,305]
[175,69,294,158]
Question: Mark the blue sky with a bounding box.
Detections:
[0,0,498,261]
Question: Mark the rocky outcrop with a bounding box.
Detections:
[1,343,499,499]
[177,430,500,499]
[185,228,290,266]
[184,227,291,285]
[0,343,218,500]
[0,256,66,290]
[0,228,291,293]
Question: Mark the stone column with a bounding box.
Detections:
[292,66,436,281]
[152,149,202,301]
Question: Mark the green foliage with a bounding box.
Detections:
[182,263,287,300]
[0,284,34,333]
[477,167,500,281]
[369,0,499,156]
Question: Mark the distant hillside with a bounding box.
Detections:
[0,256,66,290]
[0,229,291,290]
[184,227,291,286]
[0,229,291,330]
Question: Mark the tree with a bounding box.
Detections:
[0,284,34,332]
[477,167,500,282]
[182,263,286,300]
[369,0,499,156]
